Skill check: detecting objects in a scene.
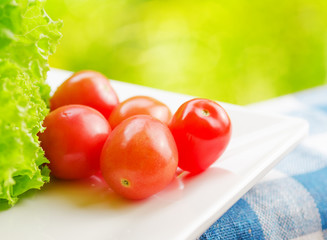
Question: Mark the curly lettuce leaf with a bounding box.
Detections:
[0,0,61,206]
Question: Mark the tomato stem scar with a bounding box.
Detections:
[202,109,210,116]
[121,178,131,188]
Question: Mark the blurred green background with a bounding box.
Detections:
[45,0,327,105]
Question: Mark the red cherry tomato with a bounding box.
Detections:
[50,70,119,119]
[169,98,231,173]
[39,105,111,180]
[108,96,172,129]
[100,115,178,200]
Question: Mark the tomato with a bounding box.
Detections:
[169,98,231,173]
[50,70,119,119]
[100,115,178,199]
[108,96,172,129]
[39,105,111,180]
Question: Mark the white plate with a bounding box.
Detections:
[0,69,308,240]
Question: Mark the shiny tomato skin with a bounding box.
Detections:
[108,96,172,129]
[100,115,178,200]
[50,70,119,119]
[39,105,111,180]
[169,98,231,173]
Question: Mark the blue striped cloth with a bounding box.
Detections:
[200,86,327,240]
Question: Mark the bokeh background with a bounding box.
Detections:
[46,0,327,105]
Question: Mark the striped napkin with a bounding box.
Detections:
[200,86,327,240]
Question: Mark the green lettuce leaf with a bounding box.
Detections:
[0,0,61,206]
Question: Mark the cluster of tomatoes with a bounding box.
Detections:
[39,70,232,200]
